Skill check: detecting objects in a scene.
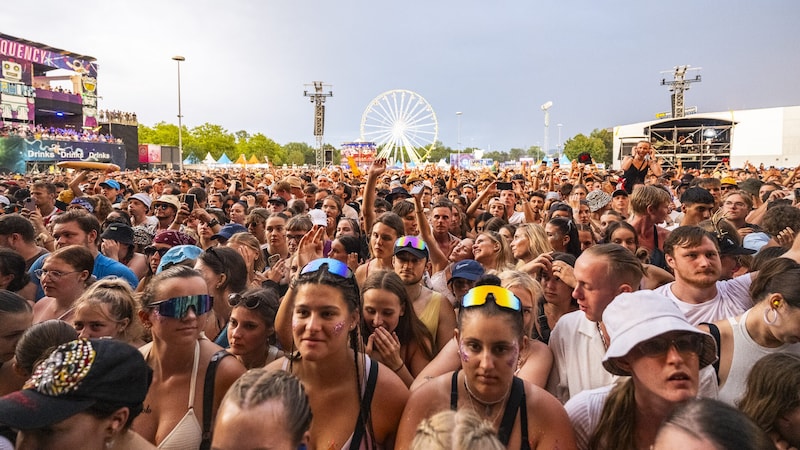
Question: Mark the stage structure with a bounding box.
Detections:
[304,81,333,167]
[340,141,376,169]
[0,33,137,172]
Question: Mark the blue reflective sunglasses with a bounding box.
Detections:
[151,295,213,318]
[300,258,353,279]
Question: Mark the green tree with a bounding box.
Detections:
[484,150,508,162]
[589,128,613,165]
[284,142,315,166]
[526,145,545,160]
[188,123,236,161]
[508,148,525,161]
[563,134,607,165]
[427,140,452,162]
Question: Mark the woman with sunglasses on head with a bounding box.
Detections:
[194,246,248,346]
[136,230,196,293]
[132,266,246,449]
[397,279,577,449]
[72,278,145,347]
[411,271,554,390]
[361,270,435,387]
[32,245,94,324]
[564,291,717,450]
[267,258,409,449]
[226,287,283,369]
[244,207,270,246]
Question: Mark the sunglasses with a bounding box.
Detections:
[154,203,172,210]
[461,285,521,312]
[228,293,261,309]
[144,247,170,257]
[394,236,428,251]
[635,334,704,358]
[151,295,213,318]
[300,258,353,279]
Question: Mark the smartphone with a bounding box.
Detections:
[496,182,513,191]
[410,184,423,195]
[268,254,281,267]
[23,197,35,211]
[184,194,196,211]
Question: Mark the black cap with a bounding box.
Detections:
[100,223,134,246]
[268,196,288,206]
[0,339,151,430]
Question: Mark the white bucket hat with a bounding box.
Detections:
[602,291,718,376]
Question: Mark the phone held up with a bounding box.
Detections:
[496,182,513,191]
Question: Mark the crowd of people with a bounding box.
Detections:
[0,123,121,144]
[0,142,799,449]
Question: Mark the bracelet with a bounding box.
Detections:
[392,362,404,373]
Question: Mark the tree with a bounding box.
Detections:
[248,133,285,165]
[508,148,525,161]
[526,145,545,160]
[284,142,315,166]
[188,123,236,161]
[426,140,452,162]
[589,128,613,165]
[563,134,607,165]
[484,150,508,163]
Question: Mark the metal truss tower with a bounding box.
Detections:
[304,81,333,167]
[660,65,701,118]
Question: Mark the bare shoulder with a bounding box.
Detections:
[265,356,288,372]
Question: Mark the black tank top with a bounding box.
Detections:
[622,161,649,193]
[450,370,531,449]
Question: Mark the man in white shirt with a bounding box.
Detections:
[547,244,644,402]
[653,226,755,325]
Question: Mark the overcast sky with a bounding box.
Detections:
[2,1,798,152]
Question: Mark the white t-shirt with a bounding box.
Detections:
[509,210,526,224]
[653,274,754,325]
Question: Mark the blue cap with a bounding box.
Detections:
[157,245,203,273]
[450,259,484,282]
[211,223,248,241]
[100,179,120,190]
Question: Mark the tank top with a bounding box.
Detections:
[152,341,203,450]
[450,370,530,449]
[622,161,649,193]
[716,310,800,405]
[418,293,443,347]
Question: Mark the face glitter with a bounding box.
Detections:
[506,341,520,368]
[332,321,346,336]
[458,341,470,362]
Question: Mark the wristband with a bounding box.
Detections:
[392,362,405,372]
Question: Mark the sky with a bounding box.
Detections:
[2,1,799,153]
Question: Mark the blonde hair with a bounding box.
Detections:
[514,223,553,263]
[74,278,143,343]
[629,185,671,216]
[411,409,504,450]
[227,232,266,272]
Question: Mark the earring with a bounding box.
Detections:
[764,307,778,325]
[773,300,781,308]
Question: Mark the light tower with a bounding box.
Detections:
[541,101,553,157]
[172,55,185,171]
[660,65,701,118]
[304,81,333,167]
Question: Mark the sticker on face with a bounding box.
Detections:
[458,341,470,363]
[332,321,346,336]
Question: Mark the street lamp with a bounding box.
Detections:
[456,111,463,168]
[172,55,185,172]
[541,101,552,159]
[557,123,563,156]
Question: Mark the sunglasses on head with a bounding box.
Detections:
[395,236,428,251]
[300,258,353,279]
[636,334,704,358]
[461,285,521,312]
[151,295,213,318]
[228,293,261,309]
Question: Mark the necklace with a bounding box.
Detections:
[597,321,608,350]
[463,375,511,419]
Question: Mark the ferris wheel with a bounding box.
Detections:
[360,89,438,165]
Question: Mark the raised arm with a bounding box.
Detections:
[363,158,386,236]
[466,181,496,219]
[413,193,448,274]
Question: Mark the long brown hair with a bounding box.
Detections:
[588,379,637,450]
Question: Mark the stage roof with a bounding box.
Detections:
[0,33,96,62]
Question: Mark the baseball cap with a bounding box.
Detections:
[602,291,717,377]
[128,193,152,209]
[612,189,629,198]
[0,195,10,207]
[268,196,288,206]
[157,245,203,273]
[0,338,151,430]
[100,223,134,246]
[153,195,181,210]
[393,236,429,260]
[285,176,303,190]
[717,234,756,256]
[69,197,95,213]
[450,260,484,282]
[720,177,738,187]
[99,179,120,190]
[211,223,248,241]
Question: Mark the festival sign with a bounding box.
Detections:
[0,36,98,77]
